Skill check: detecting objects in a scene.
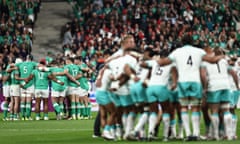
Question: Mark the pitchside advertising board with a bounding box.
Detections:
[0,91,99,112]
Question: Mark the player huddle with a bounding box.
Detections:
[95,34,240,141]
[0,55,93,121]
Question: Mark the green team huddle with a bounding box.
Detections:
[0,56,94,121]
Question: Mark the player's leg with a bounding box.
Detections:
[51,90,61,120]
[229,90,239,139]
[25,87,34,120]
[3,85,10,120]
[20,89,27,120]
[35,95,41,120]
[11,85,21,120]
[179,97,191,138]
[146,86,159,140]
[189,97,201,139]
[202,95,211,137]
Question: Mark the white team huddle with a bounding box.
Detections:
[95,34,240,142]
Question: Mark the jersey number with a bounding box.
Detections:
[72,69,78,76]
[216,63,221,73]
[187,56,193,66]
[38,72,44,79]
[156,67,163,75]
[23,66,28,74]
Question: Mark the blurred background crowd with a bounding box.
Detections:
[0,0,41,69]
[61,0,240,72]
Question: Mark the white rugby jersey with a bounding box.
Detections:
[97,69,112,91]
[202,59,230,91]
[108,54,137,78]
[168,45,206,83]
[147,60,173,86]
[108,54,137,95]
[135,62,149,82]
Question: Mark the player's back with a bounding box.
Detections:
[202,59,230,91]
[169,45,206,83]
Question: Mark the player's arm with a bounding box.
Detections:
[170,67,178,90]
[48,74,64,85]
[95,66,107,87]
[202,55,225,63]
[52,71,66,76]
[157,57,172,66]
[140,61,151,69]
[2,74,9,84]
[75,73,82,80]
[63,69,80,86]
[21,74,34,87]
[228,68,239,90]
[6,64,18,73]
[200,66,208,92]
[123,64,137,80]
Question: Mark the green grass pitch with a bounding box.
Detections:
[0,111,240,144]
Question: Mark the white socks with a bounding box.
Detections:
[148,112,158,136]
[223,112,232,139]
[211,113,219,139]
[191,112,200,137]
[124,112,136,137]
[134,112,148,132]
[162,113,170,138]
[181,112,191,137]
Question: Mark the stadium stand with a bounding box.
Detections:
[62,0,240,67]
[0,0,41,69]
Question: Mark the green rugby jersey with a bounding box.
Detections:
[16,61,37,88]
[79,63,89,90]
[64,64,81,87]
[32,69,50,90]
[50,67,67,91]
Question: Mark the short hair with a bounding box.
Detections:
[65,57,74,63]
[213,47,224,56]
[120,34,134,45]
[181,34,193,45]
[144,47,154,57]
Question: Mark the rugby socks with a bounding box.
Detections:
[232,114,238,138]
[134,112,148,132]
[110,125,116,138]
[170,119,177,138]
[211,113,219,139]
[59,102,64,114]
[121,113,128,131]
[44,113,48,118]
[148,112,158,136]
[20,102,26,118]
[223,111,232,139]
[162,113,170,138]
[86,102,92,118]
[3,102,8,118]
[115,124,122,140]
[178,119,184,138]
[25,102,31,118]
[71,102,76,118]
[192,112,200,137]
[53,102,61,114]
[80,103,85,117]
[125,112,136,137]
[181,112,191,137]
[76,102,81,118]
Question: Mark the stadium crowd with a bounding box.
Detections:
[0,0,240,142]
[0,0,41,70]
[62,0,240,142]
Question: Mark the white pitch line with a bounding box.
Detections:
[3,128,92,132]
